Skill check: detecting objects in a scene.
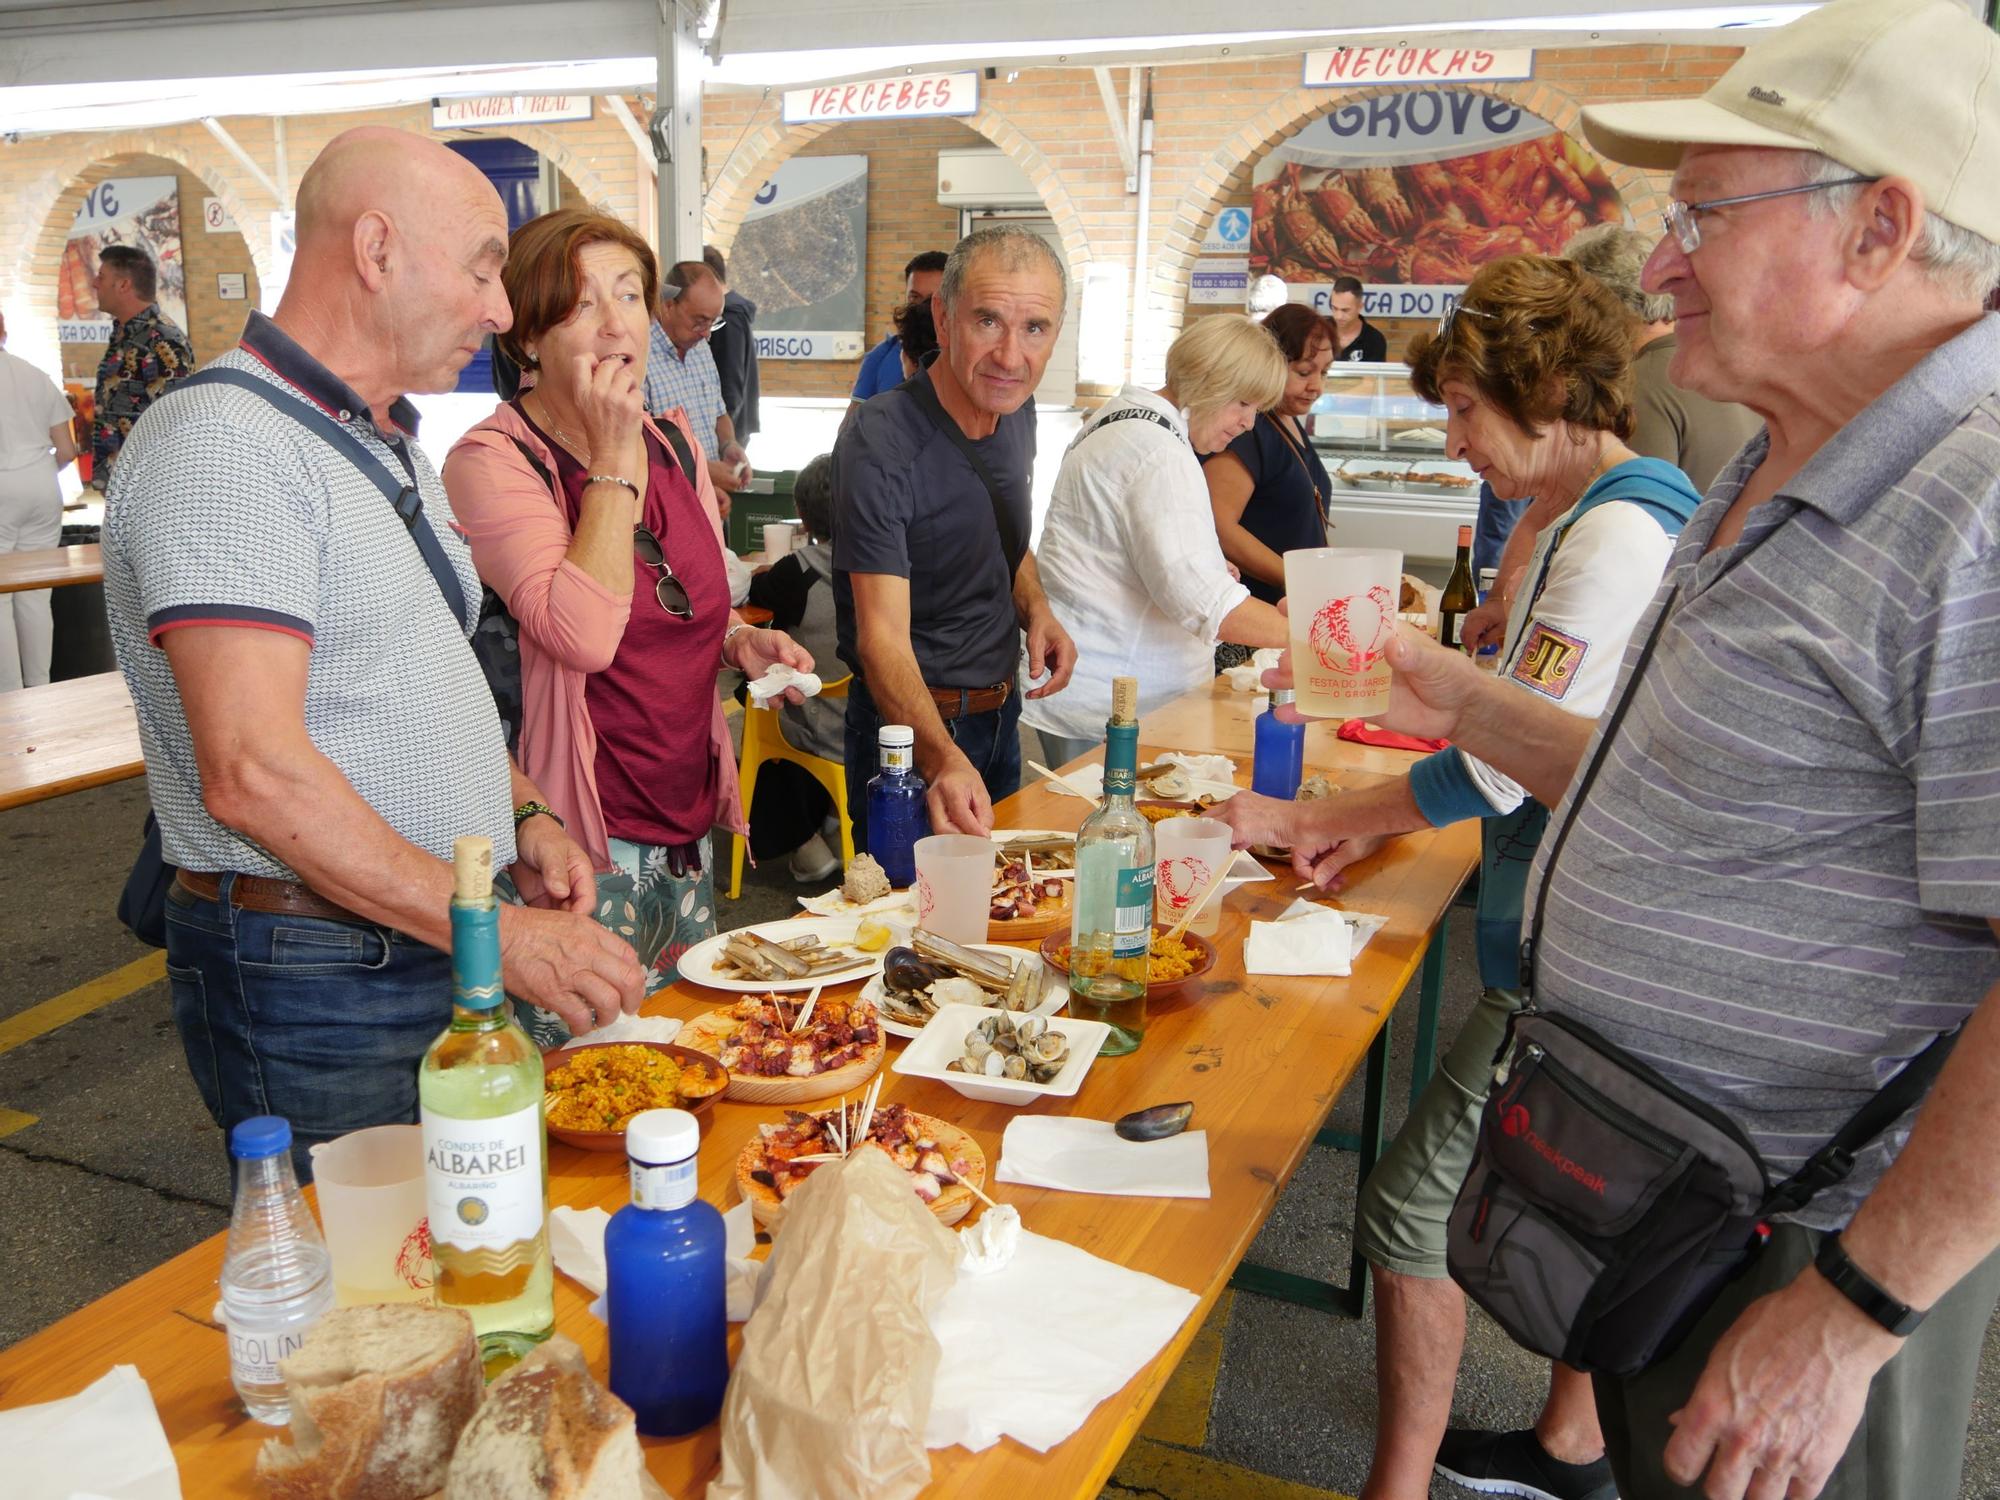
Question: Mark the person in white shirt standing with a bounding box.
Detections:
[0,310,80,690]
[1026,314,1291,765]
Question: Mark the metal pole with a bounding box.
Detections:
[654,0,704,265]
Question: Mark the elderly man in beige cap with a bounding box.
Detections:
[1269,3,2000,1499]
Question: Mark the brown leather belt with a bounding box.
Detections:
[173,870,370,926]
[928,681,1012,720]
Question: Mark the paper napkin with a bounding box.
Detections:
[1244,897,1389,976]
[552,1199,766,1323]
[0,1364,180,1500]
[994,1116,1210,1198]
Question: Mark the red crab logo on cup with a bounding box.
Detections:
[1157,855,1212,910]
[916,876,937,924]
[396,1217,434,1290]
[1309,584,1397,675]
[1501,1104,1531,1139]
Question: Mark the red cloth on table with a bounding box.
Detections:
[1337,719,1450,754]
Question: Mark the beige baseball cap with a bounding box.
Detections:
[1580,0,2000,242]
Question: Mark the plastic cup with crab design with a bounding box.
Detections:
[913,833,993,945]
[309,1124,434,1306]
[1153,817,1232,938]
[1283,546,1402,719]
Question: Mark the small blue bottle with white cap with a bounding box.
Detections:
[605,1108,728,1435]
[218,1115,334,1424]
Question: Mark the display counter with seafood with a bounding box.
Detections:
[1308,362,1480,572]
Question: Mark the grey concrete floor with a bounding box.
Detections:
[4,760,1997,1499]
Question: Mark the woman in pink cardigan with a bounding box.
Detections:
[444,209,811,1027]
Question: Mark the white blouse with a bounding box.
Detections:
[1023,386,1249,741]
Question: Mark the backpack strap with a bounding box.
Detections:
[174,367,469,631]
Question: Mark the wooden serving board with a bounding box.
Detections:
[988,884,1071,942]
[677,1008,885,1104]
[735,1110,986,1230]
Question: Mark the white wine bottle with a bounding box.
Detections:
[419,836,554,1374]
[1067,677,1155,1055]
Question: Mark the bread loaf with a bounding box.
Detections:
[444,1337,643,1500]
[256,1304,482,1500]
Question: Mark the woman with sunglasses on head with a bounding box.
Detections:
[445,209,812,1023]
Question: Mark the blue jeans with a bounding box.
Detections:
[165,875,451,1183]
[843,677,1021,851]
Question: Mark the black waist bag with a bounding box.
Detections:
[1445,579,1958,1376]
[1446,1007,1768,1375]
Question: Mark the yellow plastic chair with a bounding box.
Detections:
[728,674,855,899]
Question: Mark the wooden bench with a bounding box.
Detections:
[0,543,103,595]
[0,671,143,812]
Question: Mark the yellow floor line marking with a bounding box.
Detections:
[1141,1288,1235,1449]
[0,1108,39,1139]
[1107,1437,1357,1500]
[0,951,166,1058]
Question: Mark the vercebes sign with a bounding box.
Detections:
[782,71,979,124]
[1302,47,1534,87]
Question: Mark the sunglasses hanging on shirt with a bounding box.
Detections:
[633,525,694,620]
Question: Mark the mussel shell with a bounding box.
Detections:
[883,946,952,993]
[1114,1101,1195,1142]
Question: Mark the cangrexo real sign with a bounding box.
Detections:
[782,71,979,124]
[430,95,592,128]
[1303,47,1535,88]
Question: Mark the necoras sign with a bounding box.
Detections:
[1302,47,1534,87]
[782,71,979,124]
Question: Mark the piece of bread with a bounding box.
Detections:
[444,1337,643,1500]
[257,1304,482,1500]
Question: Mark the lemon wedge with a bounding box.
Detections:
[855,916,893,952]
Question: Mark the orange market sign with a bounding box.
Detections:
[431,95,592,129]
[1303,47,1534,87]
[782,71,979,124]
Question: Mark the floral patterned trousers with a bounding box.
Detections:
[504,834,718,1051]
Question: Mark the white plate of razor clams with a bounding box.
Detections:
[864,928,1067,1040]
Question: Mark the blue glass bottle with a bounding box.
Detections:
[1252,689,1307,800]
[606,1109,727,1436]
[866,723,927,887]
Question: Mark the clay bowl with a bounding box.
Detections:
[541,1040,728,1151]
[1037,925,1218,1003]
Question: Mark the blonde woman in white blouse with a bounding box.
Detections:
[1025,315,1292,763]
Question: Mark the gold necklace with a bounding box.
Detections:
[527,390,586,459]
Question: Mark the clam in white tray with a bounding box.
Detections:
[865,942,1068,1040]
[894,1003,1110,1106]
[675,915,886,993]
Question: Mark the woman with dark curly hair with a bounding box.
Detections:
[1215,253,1705,1500]
[1202,301,1336,605]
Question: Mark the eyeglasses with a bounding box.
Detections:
[1663,176,1879,254]
[1435,301,1496,345]
[633,524,693,620]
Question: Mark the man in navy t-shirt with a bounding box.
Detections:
[833,229,1077,842]
[847,250,949,414]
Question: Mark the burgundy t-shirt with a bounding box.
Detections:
[516,406,730,846]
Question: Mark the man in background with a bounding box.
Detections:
[848,249,948,415]
[0,308,80,690]
[646,260,752,508]
[703,245,760,450]
[1328,274,1388,362]
[89,245,192,487]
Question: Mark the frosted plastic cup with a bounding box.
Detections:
[1154,817,1232,939]
[913,833,993,945]
[762,522,794,562]
[1283,546,1402,719]
[308,1124,433,1306]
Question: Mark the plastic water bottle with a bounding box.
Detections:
[1252,689,1307,800]
[866,723,927,887]
[606,1109,728,1436]
[219,1115,334,1424]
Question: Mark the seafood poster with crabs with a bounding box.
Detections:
[1250,90,1625,320]
[57,176,188,343]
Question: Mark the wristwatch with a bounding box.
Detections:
[512,800,563,832]
[1814,1233,1925,1336]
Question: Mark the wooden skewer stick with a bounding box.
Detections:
[854,1075,883,1150]
[1027,759,1102,805]
[1164,864,1230,945]
[791,983,823,1035]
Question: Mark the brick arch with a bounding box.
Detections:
[3,135,274,366]
[1144,78,1672,368]
[700,101,1094,277]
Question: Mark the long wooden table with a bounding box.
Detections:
[0,543,102,595]
[0,671,143,811]
[0,703,1475,1496]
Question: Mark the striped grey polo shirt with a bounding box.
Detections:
[1530,313,2000,1229]
[103,312,516,881]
